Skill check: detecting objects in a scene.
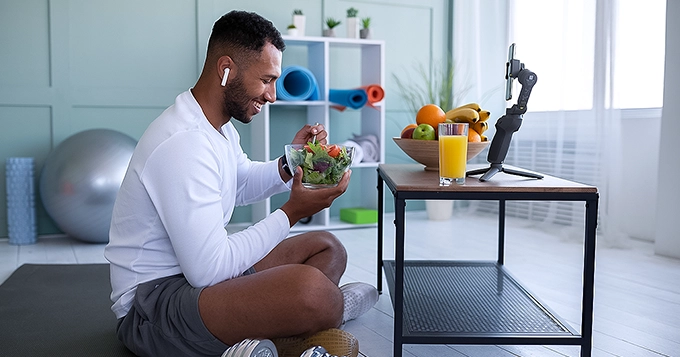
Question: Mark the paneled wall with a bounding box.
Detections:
[0,0,450,237]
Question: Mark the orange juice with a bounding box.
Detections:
[438,134,467,184]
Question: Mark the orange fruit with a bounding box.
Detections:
[416,104,446,130]
[400,123,418,137]
[468,129,482,142]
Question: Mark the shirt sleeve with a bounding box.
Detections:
[224,126,291,205]
[140,131,290,287]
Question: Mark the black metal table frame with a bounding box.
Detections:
[376,167,599,357]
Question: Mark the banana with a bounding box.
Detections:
[471,121,489,134]
[445,107,479,124]
[478,110,491,122]
[458,102,481,112]
[480,134,489,142]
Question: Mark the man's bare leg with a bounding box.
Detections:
[254,231,347,285]
[199,231,347,345]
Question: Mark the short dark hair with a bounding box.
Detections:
[207,10,285,65]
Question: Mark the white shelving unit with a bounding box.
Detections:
[246,35,385,232]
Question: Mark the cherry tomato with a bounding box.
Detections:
[327,144,341,158]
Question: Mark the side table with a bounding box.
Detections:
[376,164,599,356]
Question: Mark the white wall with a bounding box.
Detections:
[654,0,680,258]
[0,0,451,236]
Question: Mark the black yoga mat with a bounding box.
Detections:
[0,264,135,356]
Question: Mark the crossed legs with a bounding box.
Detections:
[198,231,347,346]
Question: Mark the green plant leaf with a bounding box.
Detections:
[392,56,470,116]
[326,17,341,28]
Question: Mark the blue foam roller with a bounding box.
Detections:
[329,88,368,109]
[6,157,37,245]
[276,66,320,101]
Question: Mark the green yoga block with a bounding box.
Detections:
[340,207,378,224]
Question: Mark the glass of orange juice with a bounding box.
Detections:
[438,123,468,185]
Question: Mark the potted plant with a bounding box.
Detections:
[360,17,371,39]
[393,57,467,120]
[346,7,359,38]
[324,17,341,37]
[393,57,470,220]
[292,9,305,36]
[287,24,298,36]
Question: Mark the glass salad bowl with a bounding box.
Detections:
[284,142,354,188]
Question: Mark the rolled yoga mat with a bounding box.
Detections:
[276,66,320,101]
[331,84,384,111]
[329,88,368,110]
[363,84,385,107]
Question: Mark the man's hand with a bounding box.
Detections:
[280,166,351,226]
[291,123,327,145]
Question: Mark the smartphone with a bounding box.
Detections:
[505,43,516,101]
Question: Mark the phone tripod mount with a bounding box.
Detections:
[467,44,543,182]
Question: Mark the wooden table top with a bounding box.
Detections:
[378,164,598,194]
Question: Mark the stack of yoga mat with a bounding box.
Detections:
[276,66,384,109]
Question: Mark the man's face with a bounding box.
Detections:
[222,43,282,124]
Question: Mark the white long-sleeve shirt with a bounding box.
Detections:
[105,90,291,319]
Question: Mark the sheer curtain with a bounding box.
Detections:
[453,0,665,247]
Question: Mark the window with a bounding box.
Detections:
[612,0,666,109]
[509,0,665,111]
[474,0,667,230]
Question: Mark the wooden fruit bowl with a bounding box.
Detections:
[393,137,490,171]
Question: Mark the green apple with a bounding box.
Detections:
[412,123,436,140]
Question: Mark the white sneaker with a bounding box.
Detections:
[222,338,278,357]
[340,282,379,323]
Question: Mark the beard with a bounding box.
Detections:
[222,74,253,124]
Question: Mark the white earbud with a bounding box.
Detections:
[221,68,230,86]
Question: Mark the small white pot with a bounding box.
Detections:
[287,28,299,36]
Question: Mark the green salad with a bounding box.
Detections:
[287,141,353,186]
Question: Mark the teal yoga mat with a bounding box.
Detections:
[276,66,320,101]
[329,88,368,109]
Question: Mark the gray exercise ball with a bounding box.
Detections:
[39,129,137,243]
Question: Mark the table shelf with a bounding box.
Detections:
[383,260,580,344]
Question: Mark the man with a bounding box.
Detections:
[105,10,378,357]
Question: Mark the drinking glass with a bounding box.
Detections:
[438,123,468,185]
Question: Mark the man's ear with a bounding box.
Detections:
[217,55,233,86]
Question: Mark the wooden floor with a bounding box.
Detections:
[1,210,679,357]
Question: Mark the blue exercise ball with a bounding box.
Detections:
[39,129,137,243]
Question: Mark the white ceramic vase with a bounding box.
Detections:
[425,200,453,221]
[346,17,359,38]
[293,15,305,36]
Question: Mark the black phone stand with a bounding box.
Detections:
[467,57,543,182]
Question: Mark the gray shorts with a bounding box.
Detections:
[116,274,229,357]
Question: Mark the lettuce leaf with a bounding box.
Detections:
[288,142,351,185]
